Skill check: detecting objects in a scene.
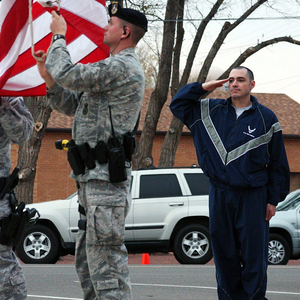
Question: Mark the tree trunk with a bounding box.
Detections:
[132,0,180,169]
[159,117,184,167]
[159,0,185,168]
[14,96,52,204]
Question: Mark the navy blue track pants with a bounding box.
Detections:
[209,184,269,300]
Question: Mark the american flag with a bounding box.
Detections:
[0,0,109,96]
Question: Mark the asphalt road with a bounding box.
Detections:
[23,264,300,300]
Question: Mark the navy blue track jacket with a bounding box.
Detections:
[170,82,290,206]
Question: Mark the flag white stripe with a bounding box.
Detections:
[3,65,44,91]
[35,0,107,28]
[0,25,28,77]
[4,34,98,91]
[20,12,52,54]
[58,0,108,28]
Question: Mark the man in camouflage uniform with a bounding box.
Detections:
[35,3,147,299]
[0,96,34,299]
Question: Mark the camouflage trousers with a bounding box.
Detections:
[76,179,132,300]
[0,198,27,300]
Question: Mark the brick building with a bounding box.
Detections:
[11,90,300,203]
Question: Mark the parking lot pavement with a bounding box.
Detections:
[55,252,184,265]
[55,252,300,266]
[23,263,300,300]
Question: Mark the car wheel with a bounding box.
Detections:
[173,224,213,264]
[268,233,290,265]
[16,224,59,264]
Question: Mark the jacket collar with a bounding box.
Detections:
[227,95,258,111]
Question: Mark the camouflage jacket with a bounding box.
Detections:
[46,39,145,182]
[0,97,33,178]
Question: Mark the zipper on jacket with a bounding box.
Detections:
[225,116,238,165]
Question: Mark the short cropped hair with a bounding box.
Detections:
[120,20,146,45]
[232,66,254,81]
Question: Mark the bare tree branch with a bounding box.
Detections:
[218,36,300,79]
[197,0,268,82]
[180,0,225,89]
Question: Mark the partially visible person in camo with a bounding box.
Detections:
[0,96,33,299]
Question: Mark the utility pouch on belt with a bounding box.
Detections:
[67,140,86,175]
[77,142,96,170]
[123,132,136,162]
[0,168,40,247]
[0,213,21,245]
[0,202,39,247]
[108,141,127,183]
[94,141,108,164]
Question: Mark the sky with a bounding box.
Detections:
[174,1,300,103]
[199,16,300,103]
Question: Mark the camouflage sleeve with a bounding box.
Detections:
[45,39,130,94]
[0,97,34,144]
[47,82,80,117]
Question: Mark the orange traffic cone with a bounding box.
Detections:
[141,253,150,265]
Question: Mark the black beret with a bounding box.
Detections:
[108,2,148,32]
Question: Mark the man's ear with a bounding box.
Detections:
[122,26,131,39]
[250,80,256,90]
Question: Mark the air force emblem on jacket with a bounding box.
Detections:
[243,125,257,138]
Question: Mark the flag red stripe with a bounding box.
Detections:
[0,0,28,61]
[0,84,46,97]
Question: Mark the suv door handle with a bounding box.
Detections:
[169,202,184,206]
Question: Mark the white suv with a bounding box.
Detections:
[16,167,212,264]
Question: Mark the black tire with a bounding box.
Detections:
[16,224,59,264]
[173,224,213,264]
[268,233,290,265]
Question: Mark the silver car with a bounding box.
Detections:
[269,189,300,265]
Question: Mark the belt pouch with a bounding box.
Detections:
[94,141,108,164]
[123,133,135,161]
[108,145,127,183]
[67,146,85,175]
[13,211,29,247]
[77,143,96,170]
[0,213,21,246]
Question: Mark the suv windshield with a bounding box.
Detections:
[277,189,300,211]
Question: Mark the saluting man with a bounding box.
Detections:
[170,66,290,300]
[35,2,147,300]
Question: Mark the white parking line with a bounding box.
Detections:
[132,283,300,296]
[133,283,217,290]
[27,296,82,300]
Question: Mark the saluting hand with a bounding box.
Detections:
[202,78,230,92]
